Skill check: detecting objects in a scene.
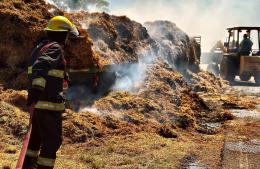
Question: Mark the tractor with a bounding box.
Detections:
[220,27,260,85]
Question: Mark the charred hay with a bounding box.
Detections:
[0,66,233,143]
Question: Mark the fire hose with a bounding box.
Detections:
[16,105,34,169]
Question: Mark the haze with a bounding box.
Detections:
[108,0,260,52]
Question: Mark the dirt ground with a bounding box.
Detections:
[221,82,260,169]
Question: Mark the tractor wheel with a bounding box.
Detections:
[254,74,260,86]
[220,58,235,82]
[239,73,251,81]
[207,63,220,76]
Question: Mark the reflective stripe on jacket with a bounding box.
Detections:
[35,101,65,111]
[27,40,67,111]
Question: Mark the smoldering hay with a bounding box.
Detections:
[144,21,200,73]
[67,12,201,93]
[0,0,239,143]
[68,11,156,66]
[0,0,228,106]
[0,0,200,90]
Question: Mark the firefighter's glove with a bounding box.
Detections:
[27,88,42,106]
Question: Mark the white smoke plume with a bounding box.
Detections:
[144,21,191,73]
[46,0,109,12]
[112,46,157,92]
[108,0,260,52]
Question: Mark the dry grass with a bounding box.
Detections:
[54,131,225,169]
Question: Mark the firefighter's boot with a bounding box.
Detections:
[36,157,55,169]
[36,164,54,169]
[22,156,38,169]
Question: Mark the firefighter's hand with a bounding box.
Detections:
[27,88,41,106]
[26,99,35,107]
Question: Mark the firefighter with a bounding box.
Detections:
[22,16,79,169]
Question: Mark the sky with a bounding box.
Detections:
[107,0,260,51]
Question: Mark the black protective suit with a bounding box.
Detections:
[23,40,67,169]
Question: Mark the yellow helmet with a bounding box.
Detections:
[44,16,79,36]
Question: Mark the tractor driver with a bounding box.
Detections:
[239,34,253,55]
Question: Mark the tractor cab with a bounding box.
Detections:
[220,27,260,85]
[224,27,260,55]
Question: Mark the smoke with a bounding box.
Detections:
[81,19,192,93]
[144,21,191,73]
[111,20,193,92]
[108,0,260,52]
[80,19,158,93]
[46,0,109,12]
[112,46,157,92]
[79,107,102,115]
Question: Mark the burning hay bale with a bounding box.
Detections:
[144,21,200,73]
[89,60,230,135]
[0,0,234,138]
[0,0,205,91]
[68,12,156,65]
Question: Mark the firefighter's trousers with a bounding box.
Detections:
[22,109,62,169]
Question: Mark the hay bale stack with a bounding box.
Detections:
[0,0,50,69]
[144,21,200,73]
[0,0,98,88]
[68,12,156,65]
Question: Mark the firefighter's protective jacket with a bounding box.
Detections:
[27,40,67,111]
